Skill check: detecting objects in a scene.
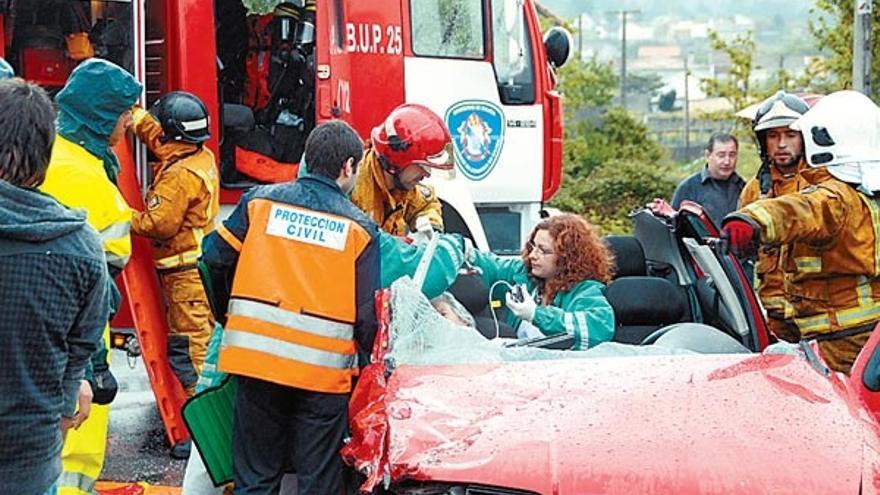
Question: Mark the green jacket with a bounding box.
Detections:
[473,251,615,349]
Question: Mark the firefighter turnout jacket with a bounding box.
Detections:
[737,166,880,372]
[130,109,220,269]
[351,147,444,236]
[739,164,809,342]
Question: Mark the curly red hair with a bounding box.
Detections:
[522,213,615,302]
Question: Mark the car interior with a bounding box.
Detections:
[447,209,759,355]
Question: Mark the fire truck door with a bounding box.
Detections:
[316,0,352,123]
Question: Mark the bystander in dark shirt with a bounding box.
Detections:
[0,179,110,495]
[672,166,746,227]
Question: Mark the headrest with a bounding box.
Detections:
[606,277,686,325]
[605,235,646,277]
[448,273,489,315]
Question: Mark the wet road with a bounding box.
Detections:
[103,350,299,493]
[103,349,186,485]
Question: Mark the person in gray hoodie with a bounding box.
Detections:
[0,78,111,495]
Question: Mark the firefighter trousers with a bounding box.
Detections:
[815,326,873,375]
[231,376,349,495]
[159,267,215,395]
[58,327,111,495]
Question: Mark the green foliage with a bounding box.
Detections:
[658,89,677,111]
[699,30,760,114]
[625,72,665,97]
[241,0,283,14]
[809,0,880,100]
[557,58,618,120]
[551,106,677,234]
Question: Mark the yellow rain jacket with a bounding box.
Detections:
[350,148,443,236]
[739,163,809,342]
[40,135,131,495]
[738,166,879,373]
[41,135,132,271]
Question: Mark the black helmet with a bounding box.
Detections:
[150,91,210,144]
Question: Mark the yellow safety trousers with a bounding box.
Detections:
[58,326,111,495]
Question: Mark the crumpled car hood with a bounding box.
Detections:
[346,353,866,493]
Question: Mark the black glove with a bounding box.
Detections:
[89,349,118,405]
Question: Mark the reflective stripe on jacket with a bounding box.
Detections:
[130,111,220,269]
[739,167,880,338]
[40,135,132,270]
[739,163,809,318]
[212,176,380,393]
[350,148,444,236]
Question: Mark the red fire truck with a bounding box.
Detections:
[0,0,571,446]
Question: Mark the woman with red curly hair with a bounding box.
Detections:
[470,213,615,349]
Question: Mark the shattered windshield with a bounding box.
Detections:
[387,278,699,366]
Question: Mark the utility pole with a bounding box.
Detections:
[608,9,640,109]
[684,53,690,159]
[578,14,583,61]
[853,0,873,95]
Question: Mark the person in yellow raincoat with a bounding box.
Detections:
[39,58,142,495]
[129,91,219,403]
[738,91,811,343]
[723,90,880,374]
[351,103,453,237]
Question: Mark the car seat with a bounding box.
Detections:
[604,235,689,344]
[606,277,689,344]
[448,273,517,339]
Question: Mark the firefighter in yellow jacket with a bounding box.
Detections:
[39,59,142,495]
[723,90,880,374]
[130,91,219,399]
[351,103,452,237]
[738,91,811,343]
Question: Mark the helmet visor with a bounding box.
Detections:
[419,142,454,170]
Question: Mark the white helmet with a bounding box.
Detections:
[792,90,880,194]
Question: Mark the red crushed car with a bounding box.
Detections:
[342,207,880,494]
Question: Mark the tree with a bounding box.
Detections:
[809,0,880,101]
[556,57,618,120]
[699,30,759,114]
[624,72,665,98]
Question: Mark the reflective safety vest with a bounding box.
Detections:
[218,198,372,393]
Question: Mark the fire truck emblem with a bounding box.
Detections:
[445,100,505,180]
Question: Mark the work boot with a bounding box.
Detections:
[170,439,191,460]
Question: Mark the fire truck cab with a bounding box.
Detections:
[0,0,570,443]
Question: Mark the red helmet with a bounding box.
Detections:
[370,103,454,171]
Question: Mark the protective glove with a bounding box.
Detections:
[88,348,118,405]
[131,104,150,126]
[505,283,537,322]
[721,215,761,258]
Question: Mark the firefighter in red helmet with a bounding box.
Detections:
[351,103,453,236]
